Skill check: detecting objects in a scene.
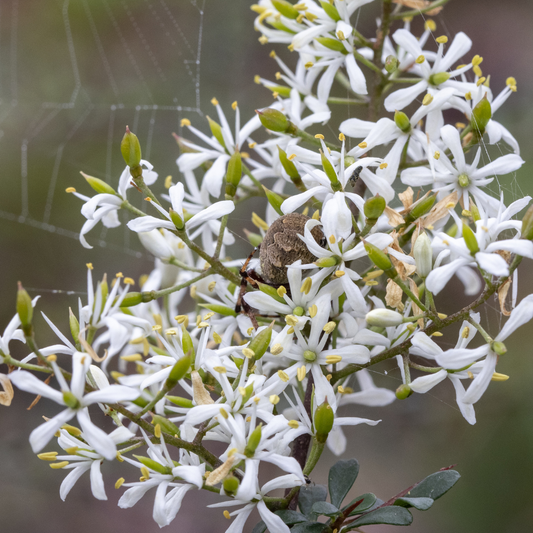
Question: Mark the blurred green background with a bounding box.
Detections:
[1,1,532,531]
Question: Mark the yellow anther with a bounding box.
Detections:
[304,61,314,69]
[247,327,254,336]
[152,325,162,331]
[358,141,368,149]
[326,374,332,381]
[213,366,227,374]
[379,162,388,170]
[259,35,268,45]
[337,385,345,394]
[124,277,135,285]
[315,134,324,139]
[65,187,76,193]
[271,343,283,355]
[223,511,231,520]
[270,394,280,404]
[312,209,320,220]
[334,270,345,278]
[208,281,216,292]
[86,263,94,271]
[269,50,277,59]
[297,365,306,382]
[61,424,82,436]
[287,326,294,334]
[338,133,345,142]
[275,71,282,80]
[242,348,255,359]
[219,408,229,419]
[254,75,261,84]
[116,452,124,462]
[473,65,482,78]
[203,312,215,321]
[175,315,188,324]
[491,372,510,382]
[465,91,472,100]
[120,353,143,362]
[238,386,247,397]
[288,153,297,161]
[323,321,336,334]
[422,93,434,106]
[506,76,517,87]
[436,35,448,44]
[211,97,219,106]
[213,331,222,344]
[336,30,345,41]
[288,420,299,429]
[416,55,425,64]
[252,212,269,231]
[431,332,443,337]
[285,315,299,326]
[472,55,483,67]
[455,122,466,129]
[47,354,57,363]
[198,322,209,329]
[164,175,173,189]
[190,285,197,299]
[37,452,58,461]
[141,466,151,479]
[115,477,125,489]
[64,446,78,455]
[180,118,191,127]
[445,202,455,209]
[476,77,486,87]
[365,269,384,280]
[329,235,336,244]
[438,313,447,319]
[300,277,312,294]
[50,461,69,470]
[462,209,472,217]
[277,286,287,297]
[154,424,162,439]
[424,19,436,31]
[365,280,378,287]
[232,101,238,110]
[467,371,474,379]
[277,370,290,382]
[110,371,124,381]
[326,355,342,364]
[434,150,441,160]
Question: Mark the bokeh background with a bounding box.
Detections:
[1,1,533,532]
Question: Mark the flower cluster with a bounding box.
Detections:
[2,1,532,531]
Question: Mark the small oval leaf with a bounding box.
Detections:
[311,501,339,517]
[298,485,328,518]
[344,493,378,515]
[348,506,413,528]
[408,470,460,500]
[328,458,359,508]
[275,510,308,525]
[394,496,434,510]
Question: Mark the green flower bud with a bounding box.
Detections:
[321,151,341,192]
[395,384,412,400]
[166,395,194,408]
[404,195,436,224]
[315,256,342,268]
[151,415,180,437]
[223,476,240,496]
[256,108,291,133]
[81,172,117,195]
[429,71,451,86]
[62,391,80,410]
[413,232,433,279]
[272,0,299,19]
[17,282,33,334]
[471,95,492,140]
[225,152,242,198]
[169,208,185,231]
[166,354,191,388]
[245,230,264,248]
[257,281,286,303]
[277,146,300,180]
[364,242,394,272]
[69,308,80,344]
[521,205,533,240]
[316,37,346,53]
[181,327,195,359]
[365,309,404,327]
[364,195,386,221]
[200,304,237,317]
[394,111,411,133]
[240,383,255,405]
[385,55,399,74]
[247,323,274,361]
[266,85,292,98]
[206,116,226,149]
[120,292,144,307]
[470,203,481,222]
[133,455,171,475]
[314,400,334,443]
[491,341,507,356]
[121,126,142,168]
[462,223,479,255]
[319,0,341,21]
[244,424,263,457]
[262,185,284,216]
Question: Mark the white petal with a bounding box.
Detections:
[90,460,108,500]
[29,409,74,453]
[410,370,448,393]
[436,345,489,370]
[83,385,140,405]
[462,352,498,404]
[9,370,64,404]
[257,500,290,533]
[426,258,469,294]
[77,409,117,461]
[187,201,235,230]
[60,463,91,501]
[345,54,368,95]
[384,80,427,111]
[497,294,533,341]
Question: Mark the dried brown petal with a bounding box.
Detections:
[392,0,444,15]
[385,206,405,227]
[398,187,414,210]
[423,191,459,229]
[386,279,404,309]
[498,280,512,317]
[0,374,14,406]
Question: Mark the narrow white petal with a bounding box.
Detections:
[77,409,117,461]
[462,352,498,404]
[29,409,74,453]
[60,463,91,501]
[410,370,448,393]
[90,460,108,500]
[257,500,290,533]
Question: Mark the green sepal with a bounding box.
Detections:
[272,0,299,19]
[462,223,479,255]
[69,308,80,345]
[133,455,171,475]
[181,327,195,359]
[316,37,346,53]
[265,85,292,98]
[151,414,180,437]
[491,341,507,355]
[257,281,286,303]
[319,1,341,21]
[120,292,144,307]
[471,95,492,140]
[244,424,263,457]
[82,173,117,195]
[262,185,284,216]
[166,354,191,388]
[256,108,290,133]
[121,127,142,168]
[314,400,334,443]
[429,71,451,86]
[166,395,194,408]
[315,256,341,268]
[321,151,341,191]
[225,151,242,197]
[364,242,393,271]
[394,111,411,133]
[404,195,436,224]
[207,116,226,149]
[169,208,185,231]
[200,303,237,317]
[62,391,80,410]
[277,146,300,180]
[364,195,386,221]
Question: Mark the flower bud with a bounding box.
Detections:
[244,424,262,457]
[365,309,404,327]
[169,208,185,231]
[69,308,80,345]
[521,205,533,240]
[394,111,411,133]
[223,476,240,497]
[316,37,346,53]
[206,116,226,148]
[133,455,171,475]
[413,232,433,278]
[385,55,399,74]
[462,223,479,255]
[151,415,180,437]
[225,152,242,197]
[364,195,386,221]
[181,327,195,359]
[395,384,412,400]
[200,304,237,317]
[17,282,33,335]
[277,146,300,180]
[120,292,144,307]
[81,172,117,195]
[321,151,341,191]
[429,72,451,86]
[166,395,194,408]
[319,1,341,21]
[121,126,142,168]
[491,341,507,356]
[256,108,291,133]
[272,0,299,18]
[364,242,394,273]
[471,95,492,140]
[244,230,263,247]
[262,185,284,216]
[257,281,286,303]
[247,323,274,361]
[166,354,191,389]
[404,195,436,224]
[315,256,341,268]
[314,400,334,443]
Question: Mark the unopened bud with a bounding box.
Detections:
[69,308,80,345]
[256,108,291,133]
[394,111,411,133]
[223,476,240,496]
[244,230,263,247]
[314,400,334,443]
[491,341,507,356]
[201,304,237,317]
[81,172,117,195]
[365,309,404,327]
[404,195,436,224]
[17,282,33,334]
[364,242,394,273]
[364,195,386,221]
[225,152,242,197]
[120,292,144,307]
[316,37,345,52]
[277,146,300,182]
[272,0,299,18]
[413,232,433,278]
[247,324,274,361]
[121,126,142,168]
[207,116,226,148]
[385,55,399,74]
[257,281,286,303]
[244,424,263,457]
[166,354,191,388]
[262,185,284,216]
[395,384,412,400]
[315,256,341,268]
[169,209,185,231]
[151,415,180,437]
[462,223,479,255]
[319,0,341,22]
[321,151,341,191]
[133,455,171,475]
[166,396,194,408]
[471,95,492,140]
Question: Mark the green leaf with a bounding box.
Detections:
[328,458,359,508]
[291,522,327,533]
[394,496,434,511]
[274,510,308,525]
[250,521,266,533]
[298,485,328,518]
[311,501,339,517]
[408,470,461,500]
[348,506,413,528]
[344,493,378,515]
